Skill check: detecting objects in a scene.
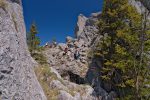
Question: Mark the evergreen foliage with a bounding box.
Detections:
[95,0,150,99]
[27,22,40,56]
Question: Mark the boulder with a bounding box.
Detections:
[58,43,67,50]
[50,80,68,90]
[66,36,74,43]
[58,90,74,100]
[50,67,62,79]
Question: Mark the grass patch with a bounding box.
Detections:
[33,47,89,99]
[32,52,48,65]
[35,65,59,100]
[32,47,59,99]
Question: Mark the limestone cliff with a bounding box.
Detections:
[75,12,101,47]
[0,0,46,100]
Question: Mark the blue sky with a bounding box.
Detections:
[22,0,103,45]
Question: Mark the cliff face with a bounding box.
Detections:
[0,0,46,100]
[75,12,101,47]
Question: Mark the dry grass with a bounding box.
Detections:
[0,0,8,10]
[35,65,59,100]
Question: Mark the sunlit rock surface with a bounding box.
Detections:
[0,0,46,100]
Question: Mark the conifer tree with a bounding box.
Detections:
[95,0,150,99]
[27,22,40,55]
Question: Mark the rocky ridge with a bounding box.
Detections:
[43,12,117,100]
[44,12,101,79]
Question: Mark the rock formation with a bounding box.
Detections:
[43,1,150,100]
[0,0,46,100]
[75,13,100,46]
[44,12,102,79]
[43,12,118,100]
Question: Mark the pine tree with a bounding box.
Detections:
[27,22,40,55]
[95,0,150,99]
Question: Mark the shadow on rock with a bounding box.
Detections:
[85,57,117,100]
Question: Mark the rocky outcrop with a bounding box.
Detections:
[44,12,117,100]
[75,12,101,46]
[44,38,89,78]
[36,66,98,100]
[0,0,46,100]
[75,14,88,39]
[129,0,150,18]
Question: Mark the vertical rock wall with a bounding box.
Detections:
[0,0,46,100]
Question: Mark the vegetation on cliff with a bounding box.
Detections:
[27,23,41,56]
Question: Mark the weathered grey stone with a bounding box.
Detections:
[58,43,67,50]
[66,36,74,43]
[58,90,74,100]
[50,80,68,90]
[50,67,62,79]
[0,0,46,100]
[75,13,99,46]
[75,14,88,39]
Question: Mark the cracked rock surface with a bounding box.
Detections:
[0,0,46,100]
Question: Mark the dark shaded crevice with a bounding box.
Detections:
[0,75,4,80]
[1,67,13,74]
[68,71,86,84]
[60,71,86,85]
